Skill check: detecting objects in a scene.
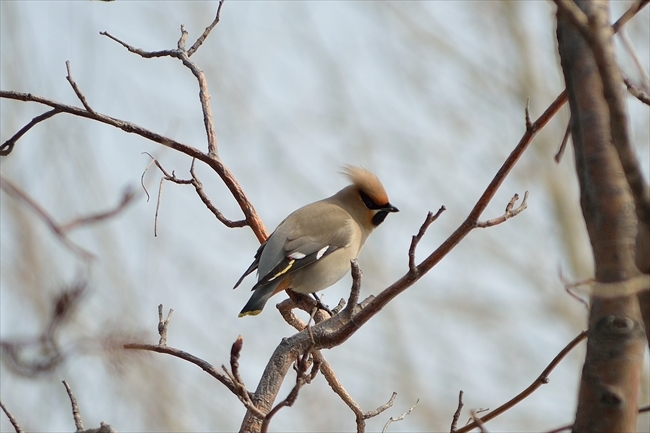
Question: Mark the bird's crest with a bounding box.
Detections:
[341,165,389,205]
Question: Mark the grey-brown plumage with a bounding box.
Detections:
[235,166,398,317]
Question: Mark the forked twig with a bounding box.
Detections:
[382,398,419,433]
[476,191,529,228]
[409,206,446,275]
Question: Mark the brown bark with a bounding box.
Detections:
[556,1,647,432]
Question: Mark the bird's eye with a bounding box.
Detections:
[359,191,381,210]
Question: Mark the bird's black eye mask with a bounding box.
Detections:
[359,190,383,210]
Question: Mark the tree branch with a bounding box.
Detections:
[65,60,95,114]
[0,108,62,156]
[62,380,84,432]
[0,400,24,433]
[455,330,587,433]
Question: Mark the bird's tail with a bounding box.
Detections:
[238,282,279,317]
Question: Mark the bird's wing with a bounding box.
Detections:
[251,210,354,291]
[232,239,267,289]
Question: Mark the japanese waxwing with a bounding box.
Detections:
[234,166,399,317]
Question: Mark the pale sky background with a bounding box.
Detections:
[1,1,649,432]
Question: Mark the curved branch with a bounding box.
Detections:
[455,330,588,433]
[0,108,62,156]
[0,90,268,242]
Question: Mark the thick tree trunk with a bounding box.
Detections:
[556,1,647,432]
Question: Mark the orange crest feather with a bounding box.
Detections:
[341,165,389,205]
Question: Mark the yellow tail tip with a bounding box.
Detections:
[238,309,262,318]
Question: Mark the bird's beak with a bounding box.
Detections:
[384,203,399,213]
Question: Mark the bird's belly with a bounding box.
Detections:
[289,248,355,294]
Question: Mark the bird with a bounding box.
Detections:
[234,166,399,317]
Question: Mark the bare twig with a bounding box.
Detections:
[0,400,24,433]
[62,380,84,432]
[0,175,95,261]
[624,76,650,105]
[146,156,248,233]
[0,108,62,156]
[611,0,650,33]
[618,30,649,89]
[125,342,242,397]
[0,90,268,243]
[409,207,446,276]
[475,191,529,228]
[559,270,592,310]
[382,398,418,433]
[59,186,136,232]
[450,390,464,433]
[219,336,265,419]
[554,117,571,163]
[188,159,248,228]
[187,0,226,56]
[154,177,164,237]
[524,97,533,130]
[1,175,136,261]
[342,259,363,317]
[455,330,588,433]
[157,304,174,346]
[65,60,95,114]
[101,22,219,157]
[322,357,397,433]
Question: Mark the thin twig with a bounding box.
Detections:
[222,336,266,419]
[382,398,419,433]
[450,390,464,433]
[0,108,62,156]
[187,0,226,56]
[65,60,95,114]
[559,270,591,310]
[611,0,650,33]
[59,186,136,232]
[0,400,24,433]
[100,23,219,157]
[524,97,533,130]
[409,206,446,276]
[475,191,529,228]
[624,76,650,105]
[554,117,572,163]
[125,342,242,397]
[147,156,248,232]
[0,175,95,261]
[618,30,649,89]
[188,159,248,228]
[157,304,174,346]
[100,31,176,58]
[342,259,362,317]
[62,380,84,432]
[455,330,588,433]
